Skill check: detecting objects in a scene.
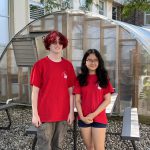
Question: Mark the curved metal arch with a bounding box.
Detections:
[113,20,150,54]
[1,9,150,62]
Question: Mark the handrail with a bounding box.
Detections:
[6,97,19,104]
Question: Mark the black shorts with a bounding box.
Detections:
[78,120,107,128]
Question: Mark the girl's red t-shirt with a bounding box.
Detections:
[73,74,114,124]
[30,56,76,122]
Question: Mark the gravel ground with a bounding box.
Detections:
[0,106,150,150]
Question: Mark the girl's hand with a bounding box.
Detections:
[32,114,41,128]
[81,116,93,124]
[86,113,95,120]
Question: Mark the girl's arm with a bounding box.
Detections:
[75,94,84,119]
[32,86,41,127]
[75,94,93,124]
[86,93,111,120]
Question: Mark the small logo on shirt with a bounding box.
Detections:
[97,84,101,90]
[63,72,67,79]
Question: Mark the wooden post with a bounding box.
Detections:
[67,13,73,61]
[7,48,12,98]
[54,15,58,30]
[62,13,68,59]
[100,20,104,56]
[41,17,45,31]
[83,15,87,53]
[18,67,23,101]
[115,25,120,113]
[28,67,32,103]
[132,43,140,108]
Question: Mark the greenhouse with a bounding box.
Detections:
[0,9,150,116]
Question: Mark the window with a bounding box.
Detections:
[0,0,9,55]
[30,4,44,20]
[112,6,117,20]
[79,0,86,8]
[29,1,44,20]
[61,0,73,10]
[99,0,104,15]
[144,12,150,25]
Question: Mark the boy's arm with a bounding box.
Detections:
[86,93,111,120]
[67,87,74,125]
[75,94,93,124]
[32,85,41,127]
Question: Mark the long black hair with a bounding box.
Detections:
[77,49,108,88]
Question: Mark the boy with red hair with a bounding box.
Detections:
[30,30,76,150]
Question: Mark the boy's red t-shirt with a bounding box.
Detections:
[30,56,76,122]
[73,74,114,124]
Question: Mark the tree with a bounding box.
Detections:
[41,0,61,13]
[122,0,150,18]
[79,0,93,10]
[41,0,94,13]
[30,0,96,15]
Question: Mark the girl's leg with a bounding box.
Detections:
[80,127,94,150]
[92,127,106,150]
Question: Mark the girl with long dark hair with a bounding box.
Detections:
[73,49,114,150]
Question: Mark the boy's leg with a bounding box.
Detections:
[51,121,67,150]
[37,123,55,150]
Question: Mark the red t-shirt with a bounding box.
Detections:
[73,74,114,124]
[30,56,76,122]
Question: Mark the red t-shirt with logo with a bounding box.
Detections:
[73,74,114,124]
[30,56,76,122]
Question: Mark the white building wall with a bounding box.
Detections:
[114,0,125,4]
[73,0,81,9]
[105,0,113,19]
[72,0,113,19]
[0,0,9,55]
[13,0,30,34]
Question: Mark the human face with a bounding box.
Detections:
[49,36,63,54]
[85,53,99,74]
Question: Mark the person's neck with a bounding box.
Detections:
[89,71,96,75]
[48,52,62,62]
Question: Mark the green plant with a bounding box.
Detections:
[43,0,94,12]
[30,5,39,11]
[143,82,150,99]
[44,0,61,13]
[85,0,93,10]
[122,0,150,18]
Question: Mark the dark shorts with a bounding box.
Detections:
[78,120,107,128]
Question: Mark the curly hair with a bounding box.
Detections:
[43,30,68,50]
[78,49,109,88]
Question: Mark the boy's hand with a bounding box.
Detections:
[32,114,41,128]
[67,112,74,125]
